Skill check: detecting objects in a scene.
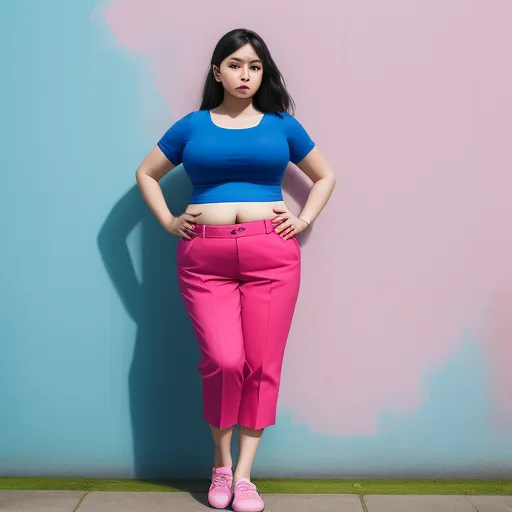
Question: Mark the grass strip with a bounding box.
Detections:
[0,478,511,495]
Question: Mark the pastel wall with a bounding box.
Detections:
[1,0,511,478]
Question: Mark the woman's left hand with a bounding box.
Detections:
[272,206,310,240]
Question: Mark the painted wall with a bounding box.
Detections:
[1,0,511,478]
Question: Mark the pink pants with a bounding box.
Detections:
[176,218,301,430]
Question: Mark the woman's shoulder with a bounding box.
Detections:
[172,109,203,122]
[180,110,201,121]
[269,111,299,125]
[165,110,203,133]
[269,110,289,119]
[181,109,210,126]
[269,111,306,131]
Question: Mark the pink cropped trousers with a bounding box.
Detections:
[176,218,301,430]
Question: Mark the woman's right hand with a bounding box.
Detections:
[165,212,202,239]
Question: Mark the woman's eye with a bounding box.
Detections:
[228,64,261,71]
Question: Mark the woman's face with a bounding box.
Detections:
[213,43,263,99]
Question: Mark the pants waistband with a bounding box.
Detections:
[192,218,275,238]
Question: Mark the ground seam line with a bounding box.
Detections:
[72,491,88,511]
[465,495,480,512]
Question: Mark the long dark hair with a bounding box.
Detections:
[199,28,296,116]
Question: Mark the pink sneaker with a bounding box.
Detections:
[208,466,233,509]
[232,478,265,512]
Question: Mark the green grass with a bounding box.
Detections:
[0,478,511,494]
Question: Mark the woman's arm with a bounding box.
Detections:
[135,146,177,228]
[295,146,337,225]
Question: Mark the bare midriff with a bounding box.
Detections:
[184,200,290,226]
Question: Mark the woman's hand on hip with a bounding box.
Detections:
[165,212,202,239]
[272,206,310,240]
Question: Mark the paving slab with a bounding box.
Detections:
[78,491,364,511]
[0,490,86,512]
[466,495,512,512]
[263,494,363,511]
[364,494,477,512]
[78,491,210,511]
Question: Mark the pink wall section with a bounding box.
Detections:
[98,0,512,436]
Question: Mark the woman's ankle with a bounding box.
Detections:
[214,452,232,469]
[233,471,251,483]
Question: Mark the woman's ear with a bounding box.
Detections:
[212,65,221,82]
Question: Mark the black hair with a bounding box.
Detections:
[199,28,296,116]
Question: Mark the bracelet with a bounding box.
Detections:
[299,216,310,226]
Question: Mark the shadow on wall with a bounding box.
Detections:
[96,162,312,483]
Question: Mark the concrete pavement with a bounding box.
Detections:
[1,490,512,512]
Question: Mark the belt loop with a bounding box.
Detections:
[199,224,206,238]
[264,218,273,234]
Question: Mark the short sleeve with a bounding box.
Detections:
[156,112,193,166]
[282,112,316,164]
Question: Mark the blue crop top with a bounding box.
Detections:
[156,109,316,204]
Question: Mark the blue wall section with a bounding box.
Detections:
[0,0,193,476]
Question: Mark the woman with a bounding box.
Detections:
[136,28,336,512]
